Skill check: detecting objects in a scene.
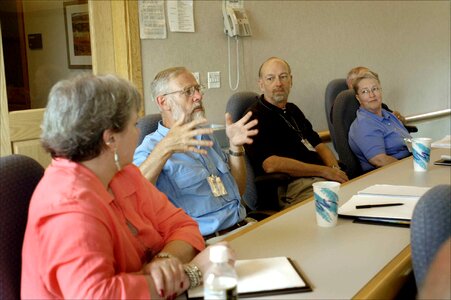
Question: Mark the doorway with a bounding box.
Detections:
[0,0,30,111]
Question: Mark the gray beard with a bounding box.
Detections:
[273,94,287,103]
[172,104,206,123]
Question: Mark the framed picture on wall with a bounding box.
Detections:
[63,0,92,69]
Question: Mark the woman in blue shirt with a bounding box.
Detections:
[348,71,412,172]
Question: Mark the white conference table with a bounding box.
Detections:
[224,148,451,299]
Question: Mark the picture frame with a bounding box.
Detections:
[63,0,92,69]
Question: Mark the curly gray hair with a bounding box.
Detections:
[41,73,141,162]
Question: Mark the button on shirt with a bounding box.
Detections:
[133,122,246,236]
[349,108,412,171]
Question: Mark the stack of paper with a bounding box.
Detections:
[431,135,451,149]
[338,184,431,226]
[187,257,311,299]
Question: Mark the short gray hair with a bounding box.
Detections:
[41,73,141,162]
[150,67,188,102]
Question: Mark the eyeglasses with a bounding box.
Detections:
[359,87,382,96]
[162,84,205,97]
[263,73,291,84]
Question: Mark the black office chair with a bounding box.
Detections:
[410,184,451,288]
[226,92,291,213]
[136,113,162,146]
[331,90,364,179]
[324,78,348,149]
[0,154,45,299]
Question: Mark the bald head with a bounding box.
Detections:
[258,57,292,78]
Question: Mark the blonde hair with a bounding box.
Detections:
[352,70,381,94]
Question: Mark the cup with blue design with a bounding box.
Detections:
[412,138,432,172]
[312,181,341,227]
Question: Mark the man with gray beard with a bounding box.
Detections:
[133,67,258,241]
[244,57,348,210]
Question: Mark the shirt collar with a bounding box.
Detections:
[359,107,391,121]
[259,94,288,114]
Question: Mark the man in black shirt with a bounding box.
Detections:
[245,57,348,209]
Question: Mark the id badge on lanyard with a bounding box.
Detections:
[207,175,228,197]
[302,138,316,152]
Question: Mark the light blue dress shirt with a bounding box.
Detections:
[133,122,246,236]
[349,108,412,172]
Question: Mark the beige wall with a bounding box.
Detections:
[23,0,90,109]
[140,0,450,141]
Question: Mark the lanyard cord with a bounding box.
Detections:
[189,135,218,175]
[260,99,305,140]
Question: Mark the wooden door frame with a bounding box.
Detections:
[0,0,143,159]
[89,0,143,112]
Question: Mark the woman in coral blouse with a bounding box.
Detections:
[21,74,227,299]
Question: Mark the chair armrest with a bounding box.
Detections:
[253,172,292,211]
[254,172,291,184]
[405,125,418,133]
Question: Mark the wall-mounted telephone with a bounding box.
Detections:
[223,6,252,37]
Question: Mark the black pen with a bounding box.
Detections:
[355,203,404,209]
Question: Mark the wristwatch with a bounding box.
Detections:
[228,146,245,157]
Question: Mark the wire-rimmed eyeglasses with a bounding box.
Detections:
[263,73,291,84]
[162,84,205,97]
[359,87,382,96]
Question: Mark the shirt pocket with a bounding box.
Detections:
[170,164,220,217]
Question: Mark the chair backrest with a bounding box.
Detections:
[225,91,259,123]
[225,91,259,210]
[0,154,44,299]
[136,114,162,146]
[411,184,451,288]
[331,89,363,179]
[324,78,348,148]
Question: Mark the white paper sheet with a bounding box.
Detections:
[339,184,431,220]
[357,184,430,197]
[338,194,420,220]
[431,135,451,149]
[138,0,167,39]
[167,0,195,32]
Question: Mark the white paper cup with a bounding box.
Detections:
[412,138,432,172]
[313,181,340,227]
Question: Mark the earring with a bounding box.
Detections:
[114,147,121,171]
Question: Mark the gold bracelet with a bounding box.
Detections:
[228,147,245,157]
[183,264,202,288]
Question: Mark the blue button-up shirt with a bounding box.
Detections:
[349,108,412,172]
[133,122,246,236]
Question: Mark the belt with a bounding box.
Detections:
[204,219,249,240]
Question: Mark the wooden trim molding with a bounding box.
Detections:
[89,0,144,115]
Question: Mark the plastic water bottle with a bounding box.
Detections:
[203,245,238,300]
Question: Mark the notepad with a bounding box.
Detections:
[187,257,311,299]
[338,184,431,224]
[357,184,431,198]
[431,135,451,149]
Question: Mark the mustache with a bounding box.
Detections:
[191,103,204,112]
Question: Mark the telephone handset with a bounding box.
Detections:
[223,6,252,37]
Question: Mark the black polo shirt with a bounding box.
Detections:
[244,95,324,177]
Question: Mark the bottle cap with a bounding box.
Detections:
[209,245,228,263]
